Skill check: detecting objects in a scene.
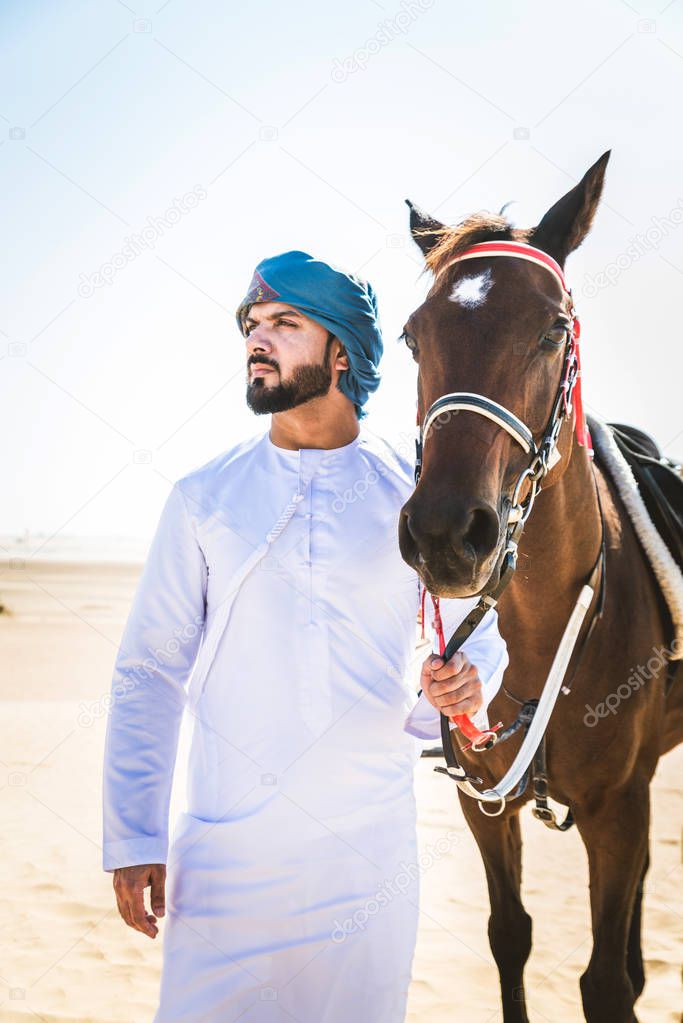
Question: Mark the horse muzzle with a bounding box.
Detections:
[399,493,504,597]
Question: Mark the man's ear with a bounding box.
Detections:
[335,342,349,372]
[327,332,349,371]
[530,150,610,265]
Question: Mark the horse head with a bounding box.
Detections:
[398,151,610,597]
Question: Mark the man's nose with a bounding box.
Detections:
[246,329,273,354]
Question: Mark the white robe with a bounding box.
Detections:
[102,426,508,1022]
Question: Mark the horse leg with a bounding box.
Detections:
[575,780,650,1022]
[460,799,532,1023]
[661,660,683,755]
[626,849,649,1000]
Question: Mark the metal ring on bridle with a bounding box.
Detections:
[511,467,538,510]
[478,795,506,817]
[470,730,499,752]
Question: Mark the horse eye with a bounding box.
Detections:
[541,324,568,348]
[401,331,419,358]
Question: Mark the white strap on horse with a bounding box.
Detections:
[453,583,596,814]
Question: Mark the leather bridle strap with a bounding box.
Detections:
[435,516,525,764]
[422,392,537,457]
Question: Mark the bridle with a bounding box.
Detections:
[412,240,605,824]
[414,240,589,518]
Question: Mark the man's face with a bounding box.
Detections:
[244,302,344,414]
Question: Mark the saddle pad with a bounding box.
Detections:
[609,421,683,571]
[588,414,683,660]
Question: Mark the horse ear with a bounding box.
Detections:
[531,151,611,265]
[405,199,446,257]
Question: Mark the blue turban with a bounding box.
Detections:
[235,250,383,419]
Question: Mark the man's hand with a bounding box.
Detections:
[113,863,166,939]
[420,652,484,719]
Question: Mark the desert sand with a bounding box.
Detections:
[0,557,680,1021]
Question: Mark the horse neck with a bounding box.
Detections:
[512,439,602,603]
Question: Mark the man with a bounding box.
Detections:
[102,251,508,1022]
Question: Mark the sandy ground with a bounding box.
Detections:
[0,558,680,1022]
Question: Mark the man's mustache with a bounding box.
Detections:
[247,356,279,371]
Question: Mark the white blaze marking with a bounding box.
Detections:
[448,269,494,308]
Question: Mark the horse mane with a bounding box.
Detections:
[422,211,532,283]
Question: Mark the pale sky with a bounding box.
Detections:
[1,0,682,544]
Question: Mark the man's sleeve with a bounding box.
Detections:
[102,482,208,872]
[403,596,508,741]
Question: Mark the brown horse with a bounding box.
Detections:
[398,152,682,1022]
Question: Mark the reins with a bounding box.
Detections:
[414,241,605,823]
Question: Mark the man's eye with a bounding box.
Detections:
[278,320,297,328]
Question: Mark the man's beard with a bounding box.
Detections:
[246,334,335,415]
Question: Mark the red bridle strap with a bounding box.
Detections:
[443,240,569,293]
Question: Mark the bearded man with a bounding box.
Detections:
[102,251,508,1022]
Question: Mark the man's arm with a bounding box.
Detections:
[403,596,508,740]
[102,482,207,874]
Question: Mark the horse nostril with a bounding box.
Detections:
[401,510,419,554]
[460,505,499,560]
[400,507,424,565]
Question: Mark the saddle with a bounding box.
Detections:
[605,422,683,573]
